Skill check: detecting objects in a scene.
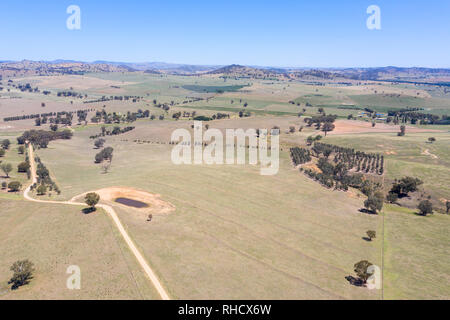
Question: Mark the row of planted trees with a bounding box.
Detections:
[313,142,384,175]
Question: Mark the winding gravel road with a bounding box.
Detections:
[24,143,170,300]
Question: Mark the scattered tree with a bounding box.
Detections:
[18,146,25,154]
[386,192,398,204]
[101,160,112,174]
[94,138,106,149]
[364,191,384,214]
[366,230,376,241]
[354,260,373,284]
[321,122,335,136]
[418,200,433,216]
[8,181,22,192]
[2,139,11,150]
[428,137,436,143]
[1,163,13,178]
[390,177,423,197]
[85,192,100,211]
[17,162,30,173]
[9,260,35,290]
[37,184,47,196]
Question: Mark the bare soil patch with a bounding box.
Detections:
[422,149,438,159]
[95,187,175,216]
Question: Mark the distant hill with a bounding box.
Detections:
[334,67,450,81]
[208,64,284,79]
[1,59,449,83]
[93,61,220,74]
[0,60,132,77]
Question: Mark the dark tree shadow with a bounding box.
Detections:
[345,276,364,287]
[82,207,97,215]
[362,237,372,242]
[359,208,377,215]
[8,276,34,290]
[414,212,430,217]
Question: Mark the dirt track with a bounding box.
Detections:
[330,120,443,135]
[24,144,170,300]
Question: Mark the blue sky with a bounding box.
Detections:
[1,0,449,67]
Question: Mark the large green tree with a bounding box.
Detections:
[85,193,100,211]
[8,181,22,192]
[364,191,384,214]
[418,200,433,216]
[354,260,373,284]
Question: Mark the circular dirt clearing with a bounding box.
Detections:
[96,187,175,215]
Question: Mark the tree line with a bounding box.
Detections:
[3,109,94,122]
[313,143,384,175]
[17,129,73,148]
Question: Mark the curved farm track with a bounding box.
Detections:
[23,143,170,300]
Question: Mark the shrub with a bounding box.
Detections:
[18,162,30,173]
[37,184,47,196]
[94,138,106,149]
[386,192,398,204]
[1,139,11,149]
[418,200,433,216]
[8,181,22,192]
[95,147,114,164]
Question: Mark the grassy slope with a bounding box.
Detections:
[0,199,160,300]
[33,123,383,299]
[383,205,450,299]
[2,73,449,300]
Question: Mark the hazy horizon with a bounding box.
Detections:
[1,0,449,68]
[2,59,450,70]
